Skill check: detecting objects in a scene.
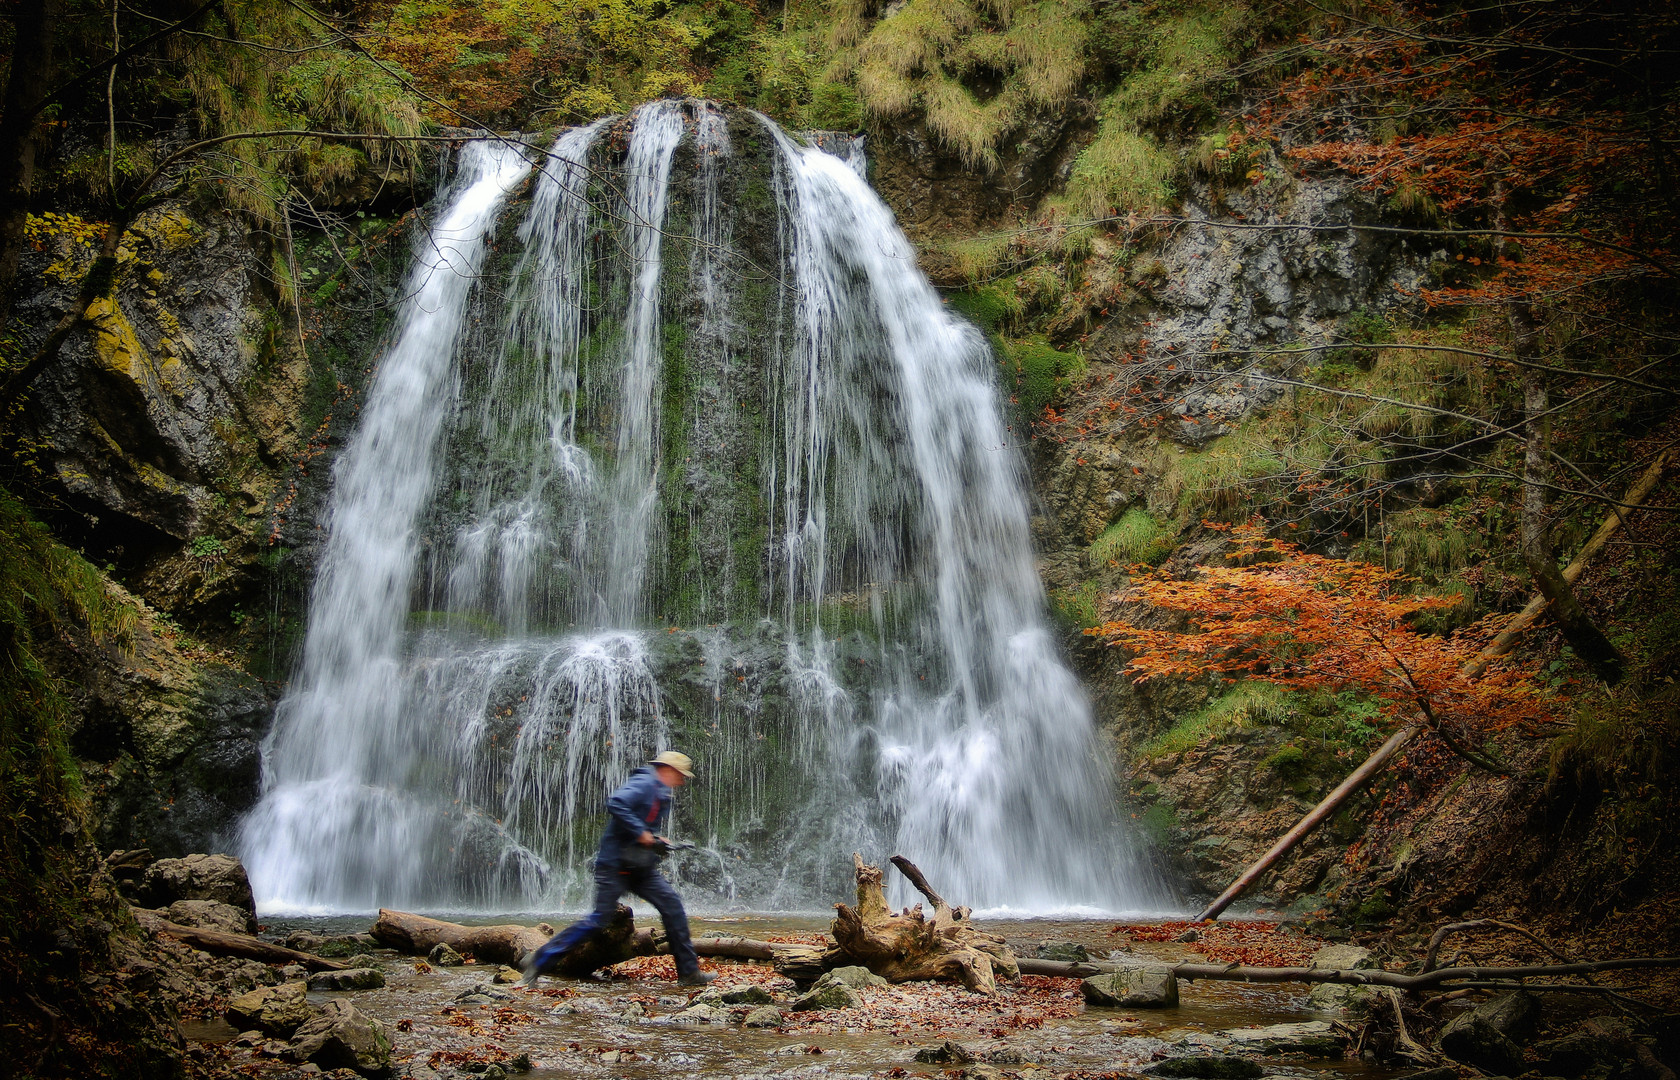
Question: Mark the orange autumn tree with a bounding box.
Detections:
[1086,527,1555,770]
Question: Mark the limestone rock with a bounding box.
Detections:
[453,981,509,1005]
[307,968,386,992]
[1308,944,1373,970]
[138,853,256,912]
[720,984,774,1005]
[1034,940,1090,963]
[226,982,317,1037]
[673,1003,726,1023]
[1305,981,1374,1017]
[1466,990,1539,1041]
[742,1005,783,1028]
[1143,1057,1263,1079]
[165,898,255,935]
[1212,1021,1346,1056]
[427,942,465,967]
[819,965,889,989]
[286,1000,393,1076]
[790,980,861,1011]
[1080,965,1179,1008]
[491,965,521,984]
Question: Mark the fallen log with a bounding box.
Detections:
[369,908,552,967]
[831,853,1018,995]
[1016,954,1680,992]
[1195,725,1418,921]
[372,908,804,974]
[134,910,347,972]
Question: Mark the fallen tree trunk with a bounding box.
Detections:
[1016,954,1680,991]
[373,908,804,974]
[1195,724,1418,921]
[831,853,1018,995]
[369,909,552,967]
[134,911,347,972]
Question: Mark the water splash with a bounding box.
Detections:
[243,102,1163,915]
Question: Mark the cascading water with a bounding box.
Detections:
[243,100,1162,915]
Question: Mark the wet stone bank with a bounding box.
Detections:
[178,915,1411,1080]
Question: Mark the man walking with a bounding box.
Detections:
[521,751,714,986]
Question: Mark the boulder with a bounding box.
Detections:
[1143,1057,1264,1079]
[1308,944,1374,970]
[1439,1015,1524,1076]
[226,982,317,1037]
[1468,990,1540,1041]
[307,968,386,992]
[427,942,465,967]
[166,898,256,935]
[138,854,256,912]
[742,1005,783,1027]
[1215,1021,1346,1056]
[915,1041,976,1064]
[790,980,861,1011]
[1535,1030,1615,1078]
[721,984,775,1005]
[819,965,889,989]
[1305,981,1375,1017]
[284,930,329,953]
[673,1003,727,1023]
[1035,940,1090,963]
[453,981,509,1005]
[1080,965,1179,1008]
[286,1000,393,1077]
[491,966,521,984]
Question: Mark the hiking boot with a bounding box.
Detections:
[676,970,716,987]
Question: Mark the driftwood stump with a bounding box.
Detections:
[831,853,1018,995]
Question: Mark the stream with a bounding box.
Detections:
[184,916,1412,1080]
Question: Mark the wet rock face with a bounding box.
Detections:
[868,102,1094,244]
[285,999,394,1076]
[15,207,274,540]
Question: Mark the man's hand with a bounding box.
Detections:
[637,831,655,846]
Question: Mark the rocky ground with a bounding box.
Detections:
[109,851,1680,1080]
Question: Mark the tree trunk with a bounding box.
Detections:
[368,908,552,967]
[133,910,347,972]
[1463,449,1669,677]
[1512,301,1625,684]
[830,854,1018,995]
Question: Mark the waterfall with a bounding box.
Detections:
[243,100,1160,915]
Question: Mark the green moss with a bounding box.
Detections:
[1136,682,1290,760]
[1137,801,1180,847]
[947,285,1021,333]
[1004,335,1083,415]
[1261,743,1308,777]
[1089,507,1175,567]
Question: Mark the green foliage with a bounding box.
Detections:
[1052,3,1252,218]
[174,0,427,227]
[1050,580,1102,630]
[852,0,1091,169]
[947,285,1022,333]
[1136,681,1290,759]
[1089,507,1175,567]
[190,535,228,559]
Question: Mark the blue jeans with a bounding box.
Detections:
[528,860,699,977]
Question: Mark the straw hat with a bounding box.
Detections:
[650,750,695,779]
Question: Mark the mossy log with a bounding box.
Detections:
[830,853,1019,995]
[369,908,552,966]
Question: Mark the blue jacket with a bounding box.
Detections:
[596,765,672,868]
